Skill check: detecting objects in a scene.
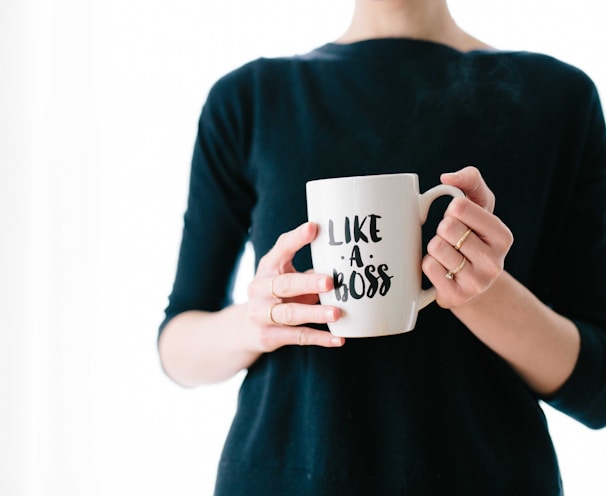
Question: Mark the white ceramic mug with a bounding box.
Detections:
[306,173,464,338]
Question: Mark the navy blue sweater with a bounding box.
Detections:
[161,39,606,495]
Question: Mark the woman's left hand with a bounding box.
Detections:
[422,166,514,308]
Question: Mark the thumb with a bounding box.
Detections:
[441,166,495,213]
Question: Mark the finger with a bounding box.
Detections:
[421,255,466,307]
[426,235,472,280]
[434,212,510,281]
[268,302,339,327]
[258,222,317,274]
[426,226,505,298]
[443,198,512,249]
[440,166,495,212]
[436,216,477,253]
[271,272,333,299]
[261,326,345,349]
[432,217,502,278]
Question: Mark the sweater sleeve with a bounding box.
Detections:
[544,78,606,429]
[159,66,256,334]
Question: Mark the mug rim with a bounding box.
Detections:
[306,172,418,186]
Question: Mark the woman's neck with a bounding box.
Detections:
[336,0,492,52]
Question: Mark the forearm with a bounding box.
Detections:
[452,271,581,397]
[158,305,261,387]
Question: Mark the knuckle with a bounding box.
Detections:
[426,237,439,255]
[257,252,271,271]
[423,255,444,280]
[255,326,274,351]
[436,216,458,239]
[275,231,290,250]
[493,223,514,252]
[488,191,496,207]
[279,274,292,295]
[282,304,295,325]
[421,255,433,273]
[275,232,287,245]
[246,280,257,299]
[503,226,514,249]
[427,236,447,255]
[466,165,481,177]
[448,197,468,217]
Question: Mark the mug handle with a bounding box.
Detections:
[417,184,465,310]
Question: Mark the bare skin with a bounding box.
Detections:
[158,1,580,396]
[337,0,494,52]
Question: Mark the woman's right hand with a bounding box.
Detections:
[246,222,345,352]
[159,222,343,387]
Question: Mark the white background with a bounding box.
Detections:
[1,1,605,495]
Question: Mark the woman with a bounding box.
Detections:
[158,0,606,494]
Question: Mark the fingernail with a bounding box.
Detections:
[442,172,460,179]
[318,277,329,292]
[331,337,344,346]
[325,308,336,322]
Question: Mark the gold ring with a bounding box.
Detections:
[454,228,472,251]
[445,256,467,280]
[268,302,280,325]
[270,277,280,299]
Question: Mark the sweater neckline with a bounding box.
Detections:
[315,37,499,59]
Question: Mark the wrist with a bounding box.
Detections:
[451,269,508,315]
